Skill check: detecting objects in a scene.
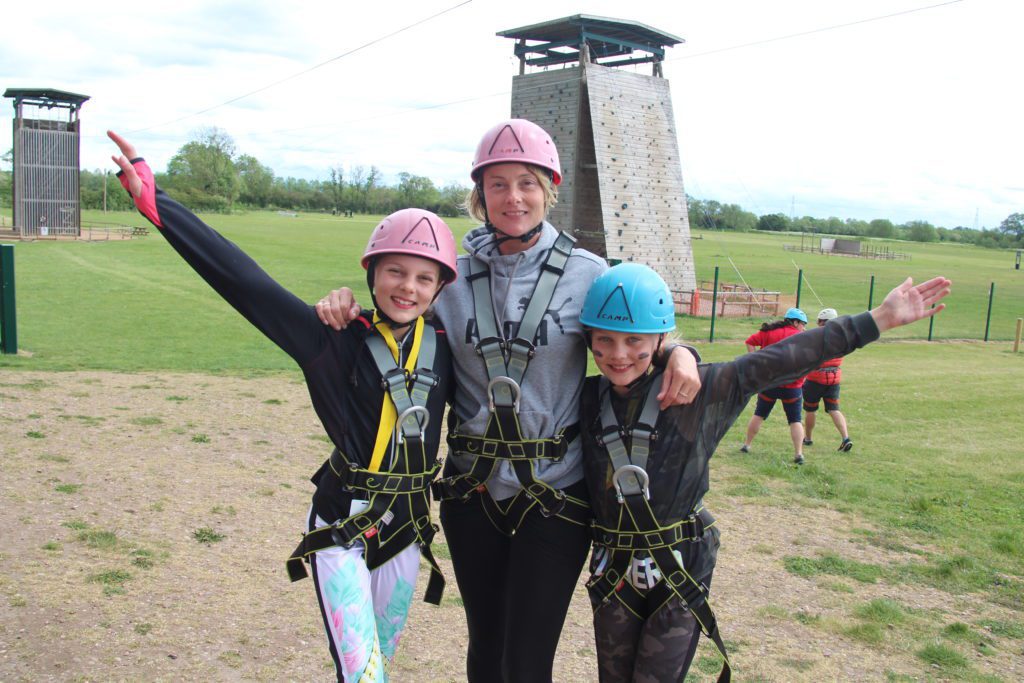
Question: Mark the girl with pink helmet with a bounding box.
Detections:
[109,131,458,683]
[316,118,702,682]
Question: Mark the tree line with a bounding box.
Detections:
[688,198,1024,250]
[75,128,470,217]
[1,131,1021,249]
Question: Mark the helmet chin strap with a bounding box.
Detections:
[485,219,545,250]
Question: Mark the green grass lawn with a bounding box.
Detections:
[3,211,1022,371]
[1,209,478,371]
[2,209,1021,677]
[688,229,1024,342]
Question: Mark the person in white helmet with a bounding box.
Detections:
[802,308,854,451]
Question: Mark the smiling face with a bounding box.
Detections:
[589,329,662,392]
[371,254,442,327]
[480,162,548,252]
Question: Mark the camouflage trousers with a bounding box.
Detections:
[589,576,712,683]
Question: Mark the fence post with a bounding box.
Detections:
[867,274,875,310]
[0,244,16,355]
[928,304,936,341]
[984,282,995,342]
[795,269,803,309]
[1014,318,1023,353]
[709,266,720,343]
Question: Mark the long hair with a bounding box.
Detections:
[759,318,801,333]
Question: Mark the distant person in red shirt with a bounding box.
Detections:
[740,308,809,464]
[802,308,853,452]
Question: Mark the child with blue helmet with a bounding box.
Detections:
[579,263,951,682]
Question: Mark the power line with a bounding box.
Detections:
[261,0,965,139]
[669,0,964,62]
[126,0,473,135]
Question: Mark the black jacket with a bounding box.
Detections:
[143,188,453,526]
[580,312,880,580]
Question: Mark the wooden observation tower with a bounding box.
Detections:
[498,15,696,293]
[3,88,90,238]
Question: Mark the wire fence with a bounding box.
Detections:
[675,266,1023,344]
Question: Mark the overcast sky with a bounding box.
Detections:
[2,0,1020,229]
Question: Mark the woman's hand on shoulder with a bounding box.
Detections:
[657,345,701,409]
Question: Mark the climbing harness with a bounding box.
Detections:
[431,232,590,535]
[587,374,732,683]
[288,315,446,604]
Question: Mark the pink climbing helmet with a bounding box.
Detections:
[470,119,562,185]
[361,208,458,284]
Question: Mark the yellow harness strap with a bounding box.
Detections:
[368,314,424,472]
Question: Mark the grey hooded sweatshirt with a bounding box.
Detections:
[433,221,607,501]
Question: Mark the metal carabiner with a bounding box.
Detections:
[395,405,430,443]
[486,376,521,414]
[612,464,650,503]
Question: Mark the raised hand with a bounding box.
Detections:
[870,276,952,332]
[107,131,143,197]
[107,130,161,227]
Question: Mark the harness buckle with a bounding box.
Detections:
[539,490,567,518]
[380,367,408,391]
[612,464,650,503]
[475,336,506,357]
[507,337,537,360]
[486,376,521,413]
[410,369,439,388]
[596,424,625,447]
[628,425,658,443]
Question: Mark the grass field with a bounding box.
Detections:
[1,209,1022,679]
[3,209,1022,372]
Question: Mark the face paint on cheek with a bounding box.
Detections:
[592,349,604,358]
[637,353,651,360]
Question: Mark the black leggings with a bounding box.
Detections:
[440,479,592,683]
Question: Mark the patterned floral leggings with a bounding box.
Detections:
[308,512,420,682]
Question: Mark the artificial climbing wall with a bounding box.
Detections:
[510,61,696,294]
[509,67,582,240]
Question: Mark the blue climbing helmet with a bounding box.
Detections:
[784,307,808,323]
[580,263,677,333]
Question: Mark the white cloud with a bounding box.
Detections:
[2,0,1021,228]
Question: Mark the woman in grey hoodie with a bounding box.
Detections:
[316,119,700,682]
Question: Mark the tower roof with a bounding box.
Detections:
[498,14,683,68]
[3,88,91,109]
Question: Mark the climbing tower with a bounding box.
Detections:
[3,88,90,237]
[497,15,695,293]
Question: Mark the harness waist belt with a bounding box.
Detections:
[592,507,715,549]
[329,449,441,494]
[446,422,579,462]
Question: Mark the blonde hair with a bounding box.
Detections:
[465,164,558,223]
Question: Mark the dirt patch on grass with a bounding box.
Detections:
[0,371,1019,682]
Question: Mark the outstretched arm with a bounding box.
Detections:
[108,130,326,364]
[870,277,951,332]
[731,276,952,399]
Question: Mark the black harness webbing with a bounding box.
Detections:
[431,232,589,535]
[287,325,446,605]
[587,375,732,682]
